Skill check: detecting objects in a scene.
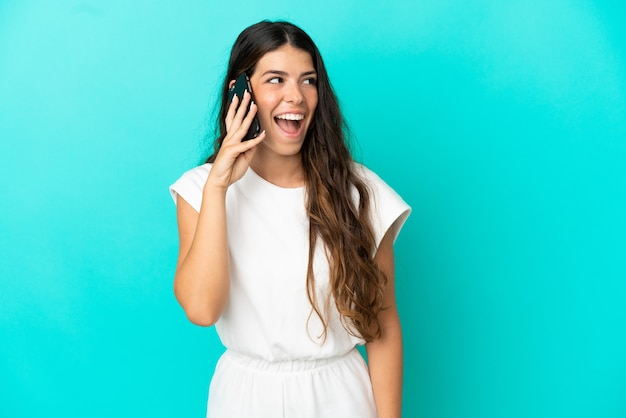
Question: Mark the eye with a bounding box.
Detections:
[268,77,282,84]
[303,77,317,85]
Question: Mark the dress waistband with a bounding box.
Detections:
[221,348,358,374]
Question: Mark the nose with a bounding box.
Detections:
[284,81,304,104]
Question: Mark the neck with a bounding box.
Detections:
[249,151,305,188]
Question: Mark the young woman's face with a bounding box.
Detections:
[249,45,318,157]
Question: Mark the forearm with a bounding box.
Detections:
[366,313,403,418]
[174,186,230,326]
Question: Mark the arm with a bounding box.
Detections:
[173,186,229,326]
[173,92,265,326]
[366,228,403,418]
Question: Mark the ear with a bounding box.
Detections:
[228,79,236,89]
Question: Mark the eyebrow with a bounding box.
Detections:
[262,70,317,77]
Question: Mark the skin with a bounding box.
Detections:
[367,228,403,418]
[247,45,318,187]
[173,44,402,418]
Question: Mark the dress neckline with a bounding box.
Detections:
[247,167,306,192]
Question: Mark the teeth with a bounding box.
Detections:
[275,113,304,121]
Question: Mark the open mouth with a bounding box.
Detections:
[274,113,304,135]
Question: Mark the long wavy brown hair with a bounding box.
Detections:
[207,21,387,342]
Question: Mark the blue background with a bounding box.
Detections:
[1,1,625,417]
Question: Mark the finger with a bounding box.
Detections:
[230,132,264,170]
[244,128,265,148]
[225,92,252,138]
[232,91,253,125]
[242,130,266,160]
[224,96,258,145]
[225,94,240,130]
[225,128,265,155]
[230,102,259,139]
[243,101,259,124]
[210,130,266,188]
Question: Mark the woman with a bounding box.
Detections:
[170,20,410,418]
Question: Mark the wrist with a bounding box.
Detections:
[202,181,228,200]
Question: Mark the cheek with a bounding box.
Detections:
[256,107,273,127]
[308,93,319,114]
[253,92,276,118]
[253,98,271,120]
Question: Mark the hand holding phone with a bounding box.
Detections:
[227,73,261,141]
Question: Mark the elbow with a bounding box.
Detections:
[185,308,219,327]
[173,276,227,327]
[174,290,222,327]
[180,301,221,327]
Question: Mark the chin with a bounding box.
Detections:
[259,133,301,155]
